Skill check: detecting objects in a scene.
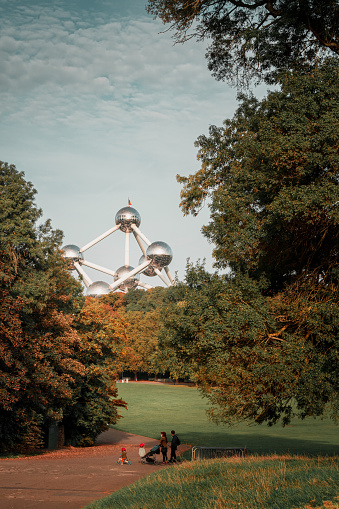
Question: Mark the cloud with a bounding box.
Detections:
[0,4,230,123]
[0,1,246,281]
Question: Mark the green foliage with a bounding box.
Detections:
[178,59,339,288]
[85,456,339,509]
[162,61,339,426]
[0,162,125,452]
[124,286,177,312]
[0,162,86,452]
[160,265,338,425]
[147,0,338,86]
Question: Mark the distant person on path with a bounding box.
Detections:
[160,431,168,464]
[118,447,129,464]
[170,430,180,463]
[138,443,146,461]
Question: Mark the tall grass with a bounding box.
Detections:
[113,383,339,456]
[86,456,339,509]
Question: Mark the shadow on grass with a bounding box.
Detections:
[183,430,339,457]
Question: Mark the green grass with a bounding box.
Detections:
[85,384,339,509]
[113,383,339,456]
[86,456,339,509]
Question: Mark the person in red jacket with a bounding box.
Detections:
[118,447,129,464]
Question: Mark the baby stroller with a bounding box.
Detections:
[141,445,160,464]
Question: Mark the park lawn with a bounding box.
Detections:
[113,383,339,456]
[85,455,339,509]
[84,383,339,509]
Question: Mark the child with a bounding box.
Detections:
[138,443,146,461]
[118,447,129,464]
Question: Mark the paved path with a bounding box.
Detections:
[0,429,186,509]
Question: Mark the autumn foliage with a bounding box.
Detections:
[0,162,125,453]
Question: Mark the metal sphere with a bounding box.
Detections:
[86,281,111,297]
[115,206,141,232]
[61,244,84,270]
[114,265,140,291]
[139,255,157,277]
[146,241,173,269]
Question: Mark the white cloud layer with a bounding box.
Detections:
[0,1,267,287]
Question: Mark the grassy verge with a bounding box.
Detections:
[113,383,339,456]
[85,455,339,509]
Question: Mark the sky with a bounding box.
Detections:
[0,0,267,290]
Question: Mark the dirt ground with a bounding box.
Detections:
[0,428,188,509]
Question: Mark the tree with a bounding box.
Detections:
[159,61,339,425]
[147,0,338,85]
[0,162,86,452]
[121,309,163,379]
[63,297,127,446]
[120,288,179,379]
[160,262,339,426]
[0,162,126,451]
[178,59,339,291]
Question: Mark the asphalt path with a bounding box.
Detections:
[0,428,185,509]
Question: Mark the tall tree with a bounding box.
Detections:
[120,288,179,379]
[0,162,126,451]
[160,263,338,425]
[147,0,338,85]
[121,309,163,379]
[159,61,339,425]
[0,162,85,451]
[63,297,127,446]
[178,59,339,291]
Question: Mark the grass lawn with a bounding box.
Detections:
[113,383,339,456]
[84,383,339,509]
[86,456,339,509]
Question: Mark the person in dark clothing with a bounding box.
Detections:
[169,430,180,463]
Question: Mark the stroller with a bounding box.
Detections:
[141,445,160,464]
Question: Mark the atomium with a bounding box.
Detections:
[115,265,140,291]
[139,255,157,277]
[61,244,84,270]
[115,206,141,232]
[86,281,111,297]
[62,202,175,297]
[146,241,173,269]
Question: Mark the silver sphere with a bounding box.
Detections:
[115,206,141,233]
[86,281,111,297]
[146,241,173,269]
[139,255,158,277]
[61,244,84,270]
[114,265,140,291]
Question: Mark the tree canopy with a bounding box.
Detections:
[158,60,339,426]
[147,0,339,85]
[178,59,339,291]
[160,262,338,425]
[0,162,125,452]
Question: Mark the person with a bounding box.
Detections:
[160,431,168,464]
[138,443,146,461]
[118,447,129,464]
[169,430,180,463]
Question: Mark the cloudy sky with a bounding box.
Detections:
[1,0,266,289]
